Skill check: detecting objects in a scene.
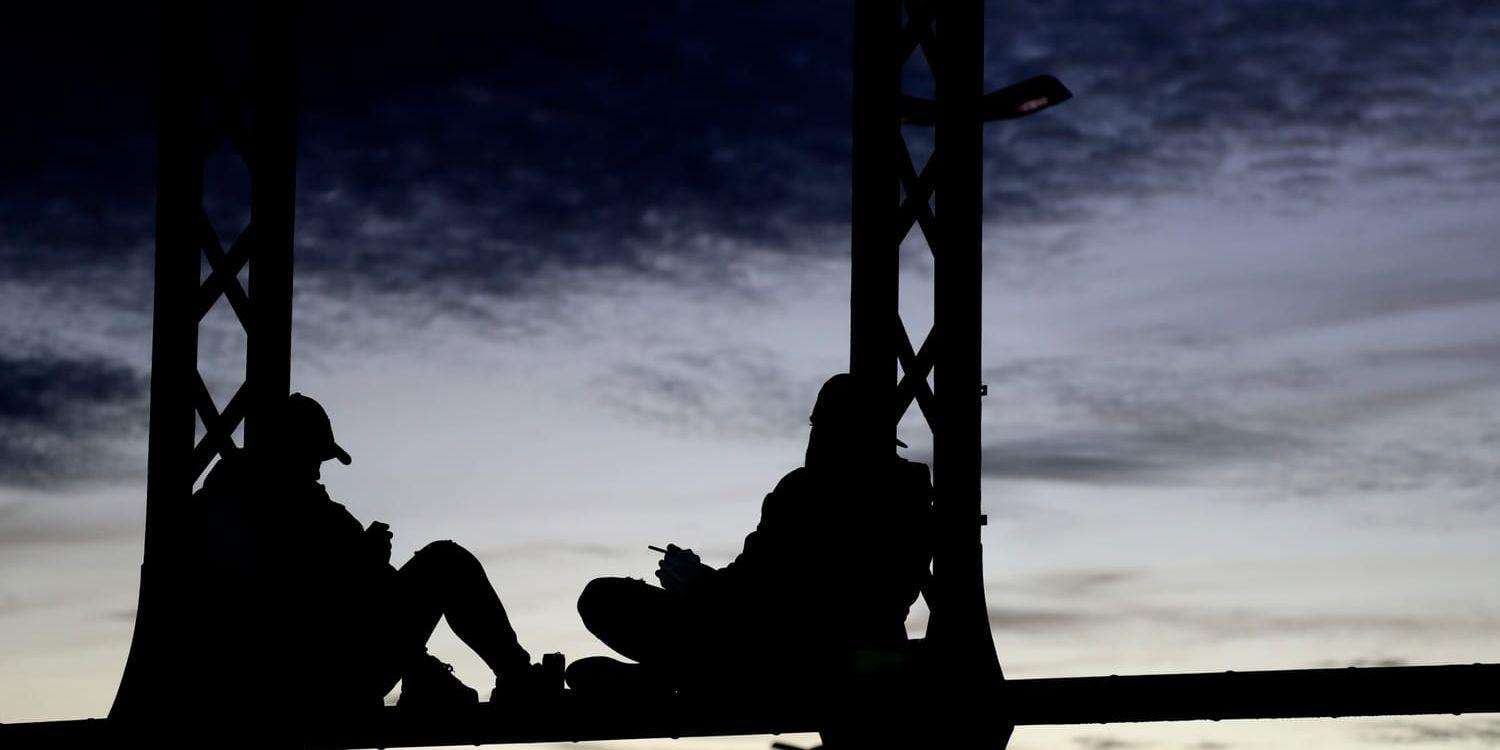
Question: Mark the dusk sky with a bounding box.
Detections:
[2,2,1499,749]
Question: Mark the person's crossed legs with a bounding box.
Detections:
[568,576,703,691]
[576,576,693,666]
[572,576,804,691]
[572,576,863,692]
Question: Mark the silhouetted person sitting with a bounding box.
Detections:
[191,393,561,714]
[567,373,933,692]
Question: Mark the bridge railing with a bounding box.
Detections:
[4,663,1496,749]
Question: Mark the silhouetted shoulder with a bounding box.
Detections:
[769,466,815,495]
[756,467,815,526]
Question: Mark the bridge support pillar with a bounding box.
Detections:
[848,0,1008,748]
[110,0,299,724]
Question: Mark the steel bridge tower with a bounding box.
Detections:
[110,0,298,720]
[850,1,1073,744]
[850,0,1004,745]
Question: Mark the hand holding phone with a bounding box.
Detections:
[367,521,393,564]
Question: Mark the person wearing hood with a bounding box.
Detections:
[567,373,933,691]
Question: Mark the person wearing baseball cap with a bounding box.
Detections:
[193,393,563,714]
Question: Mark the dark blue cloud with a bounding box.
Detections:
[0,5,157,283]
[2,0,1496,301]
[291,0,1500,299]
[0,352,146,487]
[4,0,1495,489]
[289,1,855,292]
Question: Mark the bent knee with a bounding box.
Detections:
[577,577,636,621]
[414,539,476,566]
[577,577,609,618]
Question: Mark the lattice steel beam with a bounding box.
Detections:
[852,0,999,725]
[109,0,298,721]
[851,3,1077,747]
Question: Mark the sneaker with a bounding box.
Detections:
[398,653,478,710]
[490,652,566,702]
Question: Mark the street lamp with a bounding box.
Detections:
[899,74,1072,125]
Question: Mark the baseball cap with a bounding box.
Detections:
[285,393,352,465]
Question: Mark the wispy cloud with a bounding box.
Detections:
[0,352,146,488]
[994,602,1492,641]
[4,0,1497,363]
[1073,736,1148,750]
[984,569,1498,646]
[596,346,817,438]
[990,606,1095,632]
[977,423,1283,484]
[1363,719,1500,745]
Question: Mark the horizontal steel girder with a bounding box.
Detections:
[6,663,1498,749]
